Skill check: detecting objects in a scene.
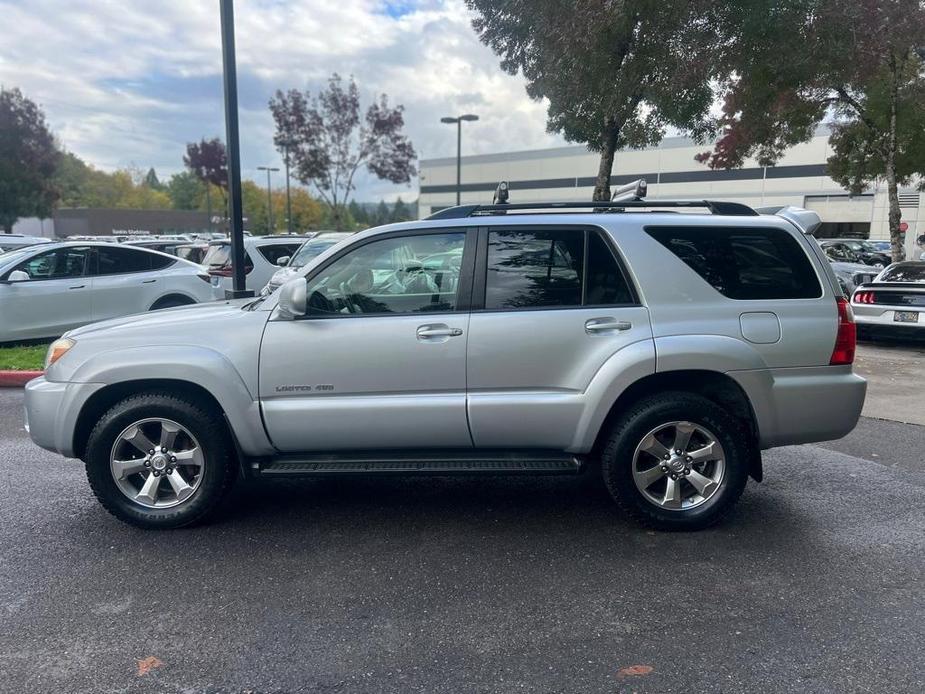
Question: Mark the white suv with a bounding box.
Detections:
[203,235,307,295]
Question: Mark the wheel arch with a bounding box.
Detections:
[149,292,197,310]
[591,369,763,482]
[73,379,226,460]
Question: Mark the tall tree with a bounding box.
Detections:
[391,196,411,223]
[184,138,228,211]
[466,1,723,200]
[166,171,206,210]
[143,167,165,191]
[699,0,925,261]
[269,74,417,230]
[0,87,59,232]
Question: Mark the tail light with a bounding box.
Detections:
[830,296,857,365]
[853,290,876,304]
[208,264,233,278]
[197,272,212,284]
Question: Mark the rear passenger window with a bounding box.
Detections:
[484,229,634,310]
[258,244,301,265]
[94,246,171,275]
[645,226,821,300]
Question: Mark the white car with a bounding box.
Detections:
[261,232,353,295]
[203,235,307,295]
[0,234,53,253]
[0,242,222,343]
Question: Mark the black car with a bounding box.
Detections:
[820,239,890,267]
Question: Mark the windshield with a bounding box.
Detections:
[202,243,231,267]
[288,235,350,268]
[880,263,925,283]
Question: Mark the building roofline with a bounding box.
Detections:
[421,124,834,168]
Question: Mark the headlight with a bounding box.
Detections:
[45,338,75,369]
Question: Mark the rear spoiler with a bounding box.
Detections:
[755,206,822,235]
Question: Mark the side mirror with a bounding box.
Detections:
[277,278,307,319]
[8,270,30,282]
[276,256,290,267]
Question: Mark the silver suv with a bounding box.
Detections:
[23,197,866,531]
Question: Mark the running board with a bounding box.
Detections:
[254,450,583,477]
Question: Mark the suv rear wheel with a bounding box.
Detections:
[84,392,235,529]
[601,392,749,530]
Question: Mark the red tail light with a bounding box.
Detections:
[830,297,856,365]
[208,265,233,277]
[852,291,876,304]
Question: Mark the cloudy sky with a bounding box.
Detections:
[0,0,569,201]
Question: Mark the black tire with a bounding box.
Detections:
[84,392,235,529]
[600,391,749,531]
[150,295,195,311]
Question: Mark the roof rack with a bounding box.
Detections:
[427,199,758,220]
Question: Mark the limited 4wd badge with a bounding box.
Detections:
[275,384,335,393]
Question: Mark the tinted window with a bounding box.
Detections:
[258,244,302,265]
[94,246,168,275]
[646,226,821,300]
[305,233,466,315]
[586,231,633,305]
[485,230,584,309]
[11,247,89,280]
[149,252,176,270]
[880,263,925,283]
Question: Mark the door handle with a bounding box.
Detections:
[68,284,85,290]
[585,318,632,334]
[416,325,463,339]
[142,279,157,284]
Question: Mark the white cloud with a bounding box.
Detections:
[0,0,569,201]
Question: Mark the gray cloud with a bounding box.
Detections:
[0,0,569,200]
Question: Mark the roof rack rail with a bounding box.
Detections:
[427,199,758,220]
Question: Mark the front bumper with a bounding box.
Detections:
[23,377,105,457]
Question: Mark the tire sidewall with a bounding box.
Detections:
[85,394,231,528]
[602,394,749,530]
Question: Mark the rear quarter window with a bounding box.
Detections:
[645,226,822,300]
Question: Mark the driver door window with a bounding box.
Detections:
[305,232,467,316]
[12,247,89,280]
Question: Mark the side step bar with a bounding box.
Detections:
[253,450,583,477]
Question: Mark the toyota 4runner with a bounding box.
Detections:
[23,195,866,530]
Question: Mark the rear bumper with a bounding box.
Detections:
[853,304,925,329]
[23,377,105,457]
[731,365,867,448]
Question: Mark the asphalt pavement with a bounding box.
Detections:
[0,387,923,694]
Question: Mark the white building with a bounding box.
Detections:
[419,127,923,257]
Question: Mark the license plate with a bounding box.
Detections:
[894,311,920,323]
[210,276,221,287]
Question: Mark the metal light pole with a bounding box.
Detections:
[283,141,293,234]
[440,114,479,206]
[219,0,251,297]
[257,166,279,234]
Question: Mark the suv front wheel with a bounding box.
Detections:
[84,392,235,529]
[601,392,749,530]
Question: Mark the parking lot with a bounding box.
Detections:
[0,342,921,694]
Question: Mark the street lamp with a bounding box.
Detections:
[281,140,294,234]
[440,113,479,206]
[257,166,279,234]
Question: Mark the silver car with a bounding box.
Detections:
[23,198,865,531]
[1,242,222,343]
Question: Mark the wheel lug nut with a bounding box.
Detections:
[152,470,160,477]
[675,449,682,455]
[170,456,177,463]
[685,467,691,475]
[144,461,150,467]
[161,447,167,453]
[661,465,668,472]
[663,454,670,460]
[148,449,154,455]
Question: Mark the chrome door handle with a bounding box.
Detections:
[585,318,632,334]
[416,325,463,339]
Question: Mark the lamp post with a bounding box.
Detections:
[282,141,293,234]
[440,114,479,206]
[219,0,250,297]
[257,166,279,234]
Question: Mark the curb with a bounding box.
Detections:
[0,370,43,388]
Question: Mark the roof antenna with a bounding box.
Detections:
[493,180,510,205]
[611,179,647,202]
